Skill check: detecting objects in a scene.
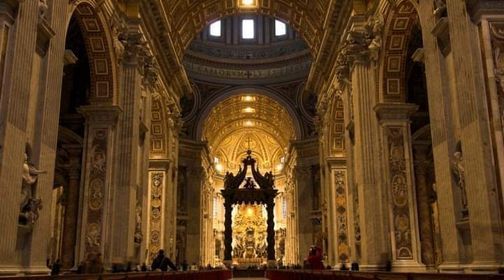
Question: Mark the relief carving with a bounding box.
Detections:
[490,22,504,132]
[334,170,350,263]
[387,127,413,259]
[451,143,469,219]
[84,129,108,257]
[149,172,164,261]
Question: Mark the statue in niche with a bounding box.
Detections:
[134,202,143,247]
[38,0,49,20]
[451,143,468,218]
[244,227,256,258]
[433,0,447,18]
[233,235,245,258]
[20,146,46,226]
[243,177,256,189]
[256,232,267,258]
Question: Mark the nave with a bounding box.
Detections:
[0,0,503,277]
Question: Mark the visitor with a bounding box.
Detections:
[140,263,148,272]
[340,262,348,271]
[181,259,188,271]
[50,259,61,276]
[151,250,177,271]
[351,261,359,271]
[306,245,324,270]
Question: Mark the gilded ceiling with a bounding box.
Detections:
[161,0,335,58]
[203,94,295,173]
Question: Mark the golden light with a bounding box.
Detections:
[246,206,254,217]
[240,0,256,8]
[241,95,256,102]
[276,163,284,172]
[244,120,254,127]
[215,163,223,172]
[242,107,256,113]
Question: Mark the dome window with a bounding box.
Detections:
[242,19,255,39]
[209,20,222,37]
[275,20,287,36]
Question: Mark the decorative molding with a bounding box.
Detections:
[334,170,350,263]
[148,172,164,262]
[84,128,108,258]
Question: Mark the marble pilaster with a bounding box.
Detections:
[350,62,389,271]
[445,0,504,271]
[61,145,83,269]
[110,31,145,265]
[0,1,39,274]
[412,144,436,270]
[146,160,170,263]
[375,103,424,272]
[77,105,121,267]
[416,0,464,271]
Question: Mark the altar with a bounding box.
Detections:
[231,204,267,266]
[221,150,278,268]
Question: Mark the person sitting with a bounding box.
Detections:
[306,245,324,270]
[151,249,177,271]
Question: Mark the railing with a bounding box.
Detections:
[0,270,232,280]
[266,269,502,280]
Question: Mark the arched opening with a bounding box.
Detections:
[176,12,318,267]
[49,2,117,270]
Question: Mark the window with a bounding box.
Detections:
[275,20,287,36]
[242,19,255,39]
[209,20,221,37]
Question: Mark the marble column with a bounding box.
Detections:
[294,165,312,264]
[375,103,424,271]
[186,165,203,265]
[416,0,464,271]
[412,144,436,270]
[350,62,389,271]
[0,1,39,274]
[110,31,144,265]
[61,145,82,269]
[445,0,504,271]
[77,105,121,266]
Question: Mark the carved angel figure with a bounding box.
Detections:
[433,0,447,18]
[39,0,49,20]
[21,152,46,211]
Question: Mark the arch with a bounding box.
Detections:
[378,0,421,102]
[158,0,334,58]
[68,1,118,104]
[196,87,303,141]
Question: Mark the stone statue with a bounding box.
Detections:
[134,203,143,246]
[367,16,384,61]
[451,148,468,216]
[433,0,447,18]
[39,0,49,20]
[20,151,46,225]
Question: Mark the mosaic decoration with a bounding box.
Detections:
[84,128,108,257]
[334,170,350,262]
[387,127,413,260]
[148,172,164,261]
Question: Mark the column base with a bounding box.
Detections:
[359,264,386,271]
[466,261,503,273]
[267,260,277,268]
[438,262,466,273]
[392,260,426,272]
[0,265,22,276]
[21,266,51,275]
